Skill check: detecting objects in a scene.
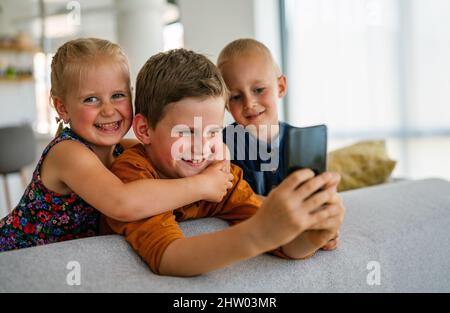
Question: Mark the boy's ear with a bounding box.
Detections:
[53,97,70,123]
[133,113,152,144]
[277,75,287,98]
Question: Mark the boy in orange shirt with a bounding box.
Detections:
[106,49,345,277]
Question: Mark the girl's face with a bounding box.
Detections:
[55,61,132,149]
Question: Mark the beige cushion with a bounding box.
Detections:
[328,140,396,191]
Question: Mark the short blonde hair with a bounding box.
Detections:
[50,38,131,101]
[217,38,280,75]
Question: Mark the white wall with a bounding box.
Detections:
[0,82,36,127]
[178,0,283,124]
[179,0,281,65]
[178,0,255,62]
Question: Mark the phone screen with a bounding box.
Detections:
[285,125,327,176]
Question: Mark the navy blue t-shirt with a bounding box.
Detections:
[222,122,294,196]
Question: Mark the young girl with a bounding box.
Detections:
[0,38,233,252]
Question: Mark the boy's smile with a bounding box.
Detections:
[243,109,266,122]
[144,96,225,179]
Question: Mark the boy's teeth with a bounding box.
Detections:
[183,159,203,164]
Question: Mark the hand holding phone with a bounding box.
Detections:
[284,124,328,176]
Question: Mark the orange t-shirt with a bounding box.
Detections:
[106,144,289,274]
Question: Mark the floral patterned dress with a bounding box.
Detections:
[0,128,123,252]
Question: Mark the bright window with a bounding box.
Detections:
[282,0,450,180]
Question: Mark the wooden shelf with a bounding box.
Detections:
[0,45,40,53]
[0,76,35,83]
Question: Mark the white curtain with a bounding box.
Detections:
[284,0,450,179]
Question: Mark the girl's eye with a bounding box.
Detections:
[83,96,99,104]
[254,87,265,94]
[112,93,126,100]
[230,94,241,102]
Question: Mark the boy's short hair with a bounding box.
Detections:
[135,49,228,128]
[217,38,280,75]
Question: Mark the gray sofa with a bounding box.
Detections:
[1,178,450,292]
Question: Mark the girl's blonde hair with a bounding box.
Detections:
[51,38,131,100]
[51,38,131,134]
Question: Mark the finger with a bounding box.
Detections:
[309,218,338,231]
[221,159,231,173]
[296,172,336,202]
[208,160,226,170]
[303,188,336,213]
[213,160,230,173]
[321,239,338,251]
[324,190,342,206]
[308,204,340,226]
[309,211,342,230]
[322,172,340,189]
[331,236,340,247]
[280,169,315,191]
[321,241,335,250]
[329,232,339,241]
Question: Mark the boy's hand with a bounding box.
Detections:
[308,173,345,250]
[268,172,345,259]
[198,160,234,203]
[251,170,342,252]
[304,229,339,250]
[321,231,340,251]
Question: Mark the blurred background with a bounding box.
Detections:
[0,0,449,214]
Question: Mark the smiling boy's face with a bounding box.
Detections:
[219,51,286,131]
[145,96,225,179]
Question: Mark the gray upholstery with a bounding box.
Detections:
[0,123,36,174]
[1,178,450,292]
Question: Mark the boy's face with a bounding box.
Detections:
[147,96,225,179]
[219,51,286,130]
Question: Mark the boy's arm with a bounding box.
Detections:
[159,217,266,276]
[107,166,340,277]
[106,206,268,277]
[159,168,340,276]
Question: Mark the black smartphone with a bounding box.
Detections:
[284,124,327,176]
